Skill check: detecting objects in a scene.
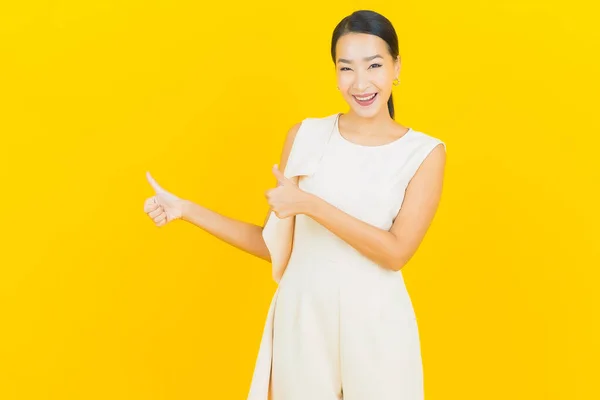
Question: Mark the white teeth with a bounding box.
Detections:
[355,93,376,101]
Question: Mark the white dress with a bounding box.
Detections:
[248,112,446,400]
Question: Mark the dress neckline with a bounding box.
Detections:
[333,113,413,149]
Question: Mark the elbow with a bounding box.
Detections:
[385,250,410,272]
[388,260,406,272]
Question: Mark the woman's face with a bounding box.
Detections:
[334,33,400,119]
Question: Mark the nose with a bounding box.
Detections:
[352,70,370,92]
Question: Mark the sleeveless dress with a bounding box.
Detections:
[248,112,446,400]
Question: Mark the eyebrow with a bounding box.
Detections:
[337,54,384,64]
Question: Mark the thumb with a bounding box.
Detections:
[146,171,167,194]
[272,164,292,186]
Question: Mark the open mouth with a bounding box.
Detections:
[353,92,378,106]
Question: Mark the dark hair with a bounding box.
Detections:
[331,10,400,119]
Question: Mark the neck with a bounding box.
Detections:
[342,109,394,132]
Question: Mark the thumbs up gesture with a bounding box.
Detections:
[265,164,313,219]
[144,171,186,226]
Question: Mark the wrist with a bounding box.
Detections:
[180,199,192,221]
[300,191,320,217]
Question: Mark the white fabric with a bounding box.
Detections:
[249,113,446,400]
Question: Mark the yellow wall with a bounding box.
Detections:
[1,1,598,399]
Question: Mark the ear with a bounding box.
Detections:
[394,55,401,77]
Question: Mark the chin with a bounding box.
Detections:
[350,105,383,119]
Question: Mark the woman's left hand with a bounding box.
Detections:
[265,164,313,218]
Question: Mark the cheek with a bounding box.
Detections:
[337,74,354,90]
[373,70,393,90]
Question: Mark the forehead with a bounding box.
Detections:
[335,33,389,60]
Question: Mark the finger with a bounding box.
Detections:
[144,197,159,213]
[274,211,289,219]
[149,206,163,218]
[265,192,276,204]
[271,164,292,186]
[271,164,284,184]
[146,171,167,194]
[266,187,281,199]
[154,211,167,224]
[277,210,289,219]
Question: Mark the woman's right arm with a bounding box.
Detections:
[178,122,302,263]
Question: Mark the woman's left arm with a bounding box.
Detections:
[303,144,446,271]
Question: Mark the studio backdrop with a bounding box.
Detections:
[1,1,598,399]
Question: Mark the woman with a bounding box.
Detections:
[144,10,446,400]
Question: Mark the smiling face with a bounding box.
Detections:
[334,32,400,119]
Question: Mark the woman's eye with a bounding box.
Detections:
[340,64,381,71]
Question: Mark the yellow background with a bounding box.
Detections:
[1,1,599,399]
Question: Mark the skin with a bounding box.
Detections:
[264,32,446,271]
[143,32,446,272]
[335,32,407,143]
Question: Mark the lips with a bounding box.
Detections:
[353,93,377,101]
[352,92,378,106]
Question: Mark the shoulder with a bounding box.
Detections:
[300,112,340,125]
[285,113,338,139]
[405,127,447,159]
[397,128,447,181]
[407,129,447,182]
[408,127,446,149]
[297,112,339,135]
[284,112,340,149]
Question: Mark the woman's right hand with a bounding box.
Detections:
[144,171,186,226]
